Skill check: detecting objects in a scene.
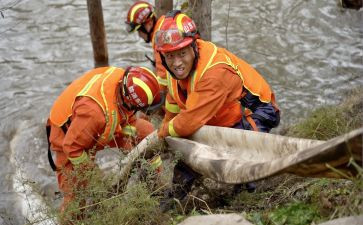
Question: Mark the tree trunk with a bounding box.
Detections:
[340,0,362,10]
[188,0,211,41]
[87,0,109,68]
[154,0,173,17]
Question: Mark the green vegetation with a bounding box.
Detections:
[54,155,172,225]
[38,88,362,225]
[171,87,362,225]
[240,174,362,225]
[237,87,363,225]
[285,88,363,140]
[268,202,320,225]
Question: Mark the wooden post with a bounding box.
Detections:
[87,0,109,68]
[155,0,173,17]
[188,0,211,41]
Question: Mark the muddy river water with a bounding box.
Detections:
[0,0,362,224]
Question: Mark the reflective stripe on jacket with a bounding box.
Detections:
[49,66,133,146]
[166,39,278,136]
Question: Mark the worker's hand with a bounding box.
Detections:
[157,122,169,139]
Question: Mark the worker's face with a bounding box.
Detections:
[137,19,154,43]
[163,45,195,80]
[137,30,149,42]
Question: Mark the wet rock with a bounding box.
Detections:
[94,147,124,175]
[40,181,59,199]
[318,215,363,225]
[177,213,253,225]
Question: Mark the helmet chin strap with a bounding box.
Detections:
[144,90,166,113]
[116,80,131,115]
[159,41,199,80]
[146,32,152,43]
[117,67,137,112]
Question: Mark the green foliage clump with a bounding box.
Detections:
[68,183,164,225]
[286,87,363,140]
[57,156,170,225]
[307,176,363,219]
[287,106,347,140]
[240,88,363,225]
[268,202,320,225]
[244,173,362,225]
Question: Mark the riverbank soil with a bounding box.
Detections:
[52,88,362,225]
[167,87,363,225]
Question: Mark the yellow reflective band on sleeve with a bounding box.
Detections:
[68,151,89,165]
[130,3,149,23]
[157,76,168,86]
[149,155,162,170]
[168,118,180,137]
[122,125,137,136]
[132,77,154,105]
[165,100,180,113]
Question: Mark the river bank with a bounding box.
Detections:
[44,87,363,225]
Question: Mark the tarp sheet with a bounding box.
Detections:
[166,126,362,183]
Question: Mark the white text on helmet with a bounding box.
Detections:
[135,8,151,24]
[183,22,194,33]
[128,86,145,107]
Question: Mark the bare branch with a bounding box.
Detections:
[225,0,231,49]
[0,0,22,13]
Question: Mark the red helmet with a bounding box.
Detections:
[120,66,161,111]
[155,11,198,53]
[125,1,154,33]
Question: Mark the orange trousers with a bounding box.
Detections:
[49,118,154,213]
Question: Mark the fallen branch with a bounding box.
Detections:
[113,131,159,186]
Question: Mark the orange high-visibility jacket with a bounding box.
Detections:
[49,67,135,147]
[163,39,277,137]
[151,15,167,90]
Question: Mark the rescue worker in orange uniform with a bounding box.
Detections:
[154,11,280,205]
[125,1,168,92]
[46,66,162,214]
[156,11,280,138]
